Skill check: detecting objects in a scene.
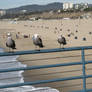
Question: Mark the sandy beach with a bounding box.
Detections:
[0,18,92,92]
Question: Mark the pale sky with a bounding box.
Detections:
[0,0,92,9]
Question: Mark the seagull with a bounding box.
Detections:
[6,33,16,52]
[57,35,67,48]
[32,34,44,50]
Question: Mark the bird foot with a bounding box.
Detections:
[7,51,15,53]
[11,51,15,53]
[7,51,12,53]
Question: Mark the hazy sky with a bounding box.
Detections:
[0,0,92,9]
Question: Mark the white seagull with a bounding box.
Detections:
[57,35,67,48]
[6,33,16,52]
[32,34,44,50]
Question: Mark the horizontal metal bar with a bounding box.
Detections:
[86,75,92,78]
[87,88,92,92]
[71,75,92,92]
[0,75,83,89]
[0,60,92,73]
[1,74,92,89]
[86,60,92,64]
[71,90,83,92]
[0,46,92,91]
[0,61,82,73]
[72,88,92,92]
[0,46,92,56]
[0,74,92,89]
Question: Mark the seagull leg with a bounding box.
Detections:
[60,44,61,48]
[35,46,37,50]
[35,46,40,51]
[12,49,14,53]
[38,47,40,51]
[9,48,10,53]
[62,45,64,49]
[37,46,40,51]
[9,48,12,53]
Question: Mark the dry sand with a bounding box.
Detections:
[0,18,92,92]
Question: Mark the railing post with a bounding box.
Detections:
[81,49,86,92]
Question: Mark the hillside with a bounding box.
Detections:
[6,2,63,13]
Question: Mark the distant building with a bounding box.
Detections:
[82,3,88,9]
[63,3,74,10]
[21,10,27,14]
[0,10,6,16]
[74,4,80,10]
[57,10,61,13]
[74,3,88,10]
[49,11,54,14]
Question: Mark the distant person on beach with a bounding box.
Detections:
[18,32,20,34]
[16,34,19,39]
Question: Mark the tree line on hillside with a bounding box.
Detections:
[0,8,92,19]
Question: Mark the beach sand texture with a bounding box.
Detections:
[0,18,92,92]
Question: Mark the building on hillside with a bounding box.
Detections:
[0,10,6,16]
[74,4,80,10]
[57,10,61,13]
[21,10,27,14]
[49,10,54,14]
[63,3,74,10]
[74,3,88,10]
[82,3,89,9]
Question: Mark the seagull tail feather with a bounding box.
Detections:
[39,44,44,48]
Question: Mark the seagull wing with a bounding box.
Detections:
[11,39,16,49]
[38,37,44,48]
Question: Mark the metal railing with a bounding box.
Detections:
[0,46,92,92]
